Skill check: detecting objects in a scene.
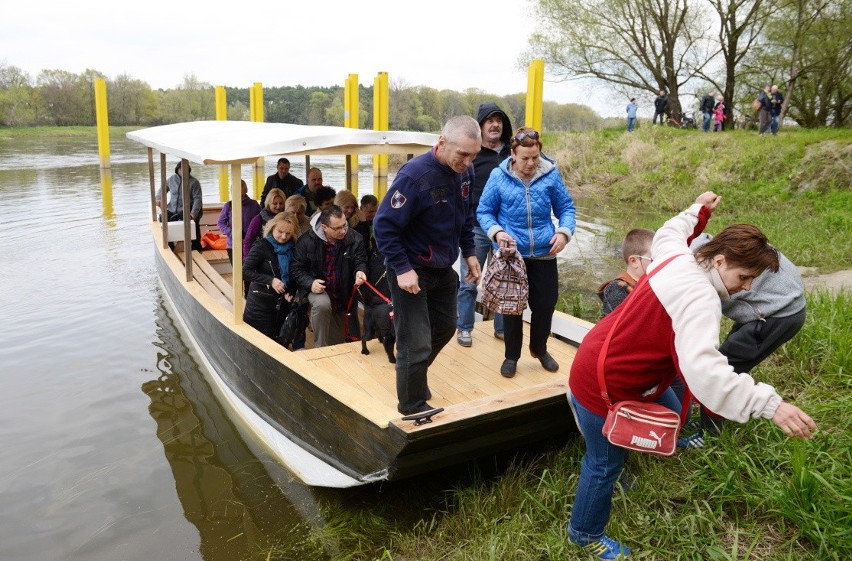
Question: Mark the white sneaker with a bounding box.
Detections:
[456,330,472,347]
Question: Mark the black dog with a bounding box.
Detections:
[360,253,396,363]
[361,301,395,363]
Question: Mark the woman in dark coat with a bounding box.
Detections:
[242,212,301,342]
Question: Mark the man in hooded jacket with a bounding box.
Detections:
[455,102,512,347]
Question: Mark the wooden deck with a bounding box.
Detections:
[175,246,578,429]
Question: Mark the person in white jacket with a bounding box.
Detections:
[566,191,817,560]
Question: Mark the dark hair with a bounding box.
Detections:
[277,157,290,166]
[174,162,191,174]
[510,127,542,151]
[694,224,779,274]
[360,194,378,207]
[622,228,655,261]
[319,204,345,226]
[314,186,337,206]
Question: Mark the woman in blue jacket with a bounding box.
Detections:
[478,127,576,378]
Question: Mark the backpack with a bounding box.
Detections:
[480,244,529,316]
[596,272,637,301]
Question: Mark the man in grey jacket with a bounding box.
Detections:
[160,162,203,250]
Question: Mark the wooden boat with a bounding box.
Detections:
[128,120,592,488]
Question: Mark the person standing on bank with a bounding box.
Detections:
[653,90,669,125]
[565,191,817,559]
[261,157,304,204]
[625,98,638,132]
[758,84,772,135]
[456,102,512,348]
[477,127,576,378]
[769,84,784,135]
[701,90,716,132]
[373,115,482,416]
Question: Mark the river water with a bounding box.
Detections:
[0,133,616,561]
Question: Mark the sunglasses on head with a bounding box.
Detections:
[514,130,539,142]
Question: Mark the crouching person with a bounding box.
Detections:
[290,205,368,348]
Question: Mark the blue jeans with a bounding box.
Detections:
[770,115,780,134]
[702,111,712,132]
[389,266,459,411]
[626,117,636,132]
[457,224,503,333]
[567,388,680,545]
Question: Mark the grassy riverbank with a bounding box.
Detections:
[304,128,850,561]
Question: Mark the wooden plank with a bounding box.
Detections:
[203,249,230,263]
[390,380,569,435]
[192,250,233,304]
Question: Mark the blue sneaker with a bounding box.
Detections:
[677,431,705,449]
[582,535,631,559]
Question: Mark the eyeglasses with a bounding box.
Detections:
[633,255,652,262]
[323,222,348,232]
[514,130,539,142]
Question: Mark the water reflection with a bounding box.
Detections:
[145,296,332,561]
[99,168,114,219]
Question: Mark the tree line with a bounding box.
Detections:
[0,64,601,132]
[2,0,847,132]
[526,0,849,128]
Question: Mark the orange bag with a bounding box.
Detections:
[200,232,227,250]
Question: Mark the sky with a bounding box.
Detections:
[2,0,621,117]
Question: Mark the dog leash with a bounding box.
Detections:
[344,279,394,342]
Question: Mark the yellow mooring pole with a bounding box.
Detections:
[344,73,359,196]
[372,72,389,201]
[215,85,229,202]
[251,82,265,201]
[94,78,111,169]
[525,59,544,132]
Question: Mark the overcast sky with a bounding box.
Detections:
[2,0,622,116]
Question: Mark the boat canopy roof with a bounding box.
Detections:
[127,121,439,165]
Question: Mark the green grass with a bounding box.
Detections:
[0,125,139,139]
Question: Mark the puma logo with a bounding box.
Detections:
[630,431,667,449]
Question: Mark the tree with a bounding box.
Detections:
[741,0,850,127]
[108,74,158,125]
[701,0,773,128]
[527,0,716,121]
[36,69,93,125]
[0,64,42,126]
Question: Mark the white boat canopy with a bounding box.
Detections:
[127,120,439,165]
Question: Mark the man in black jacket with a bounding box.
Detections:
[291,205,368,347]
[653,90,669,125]
[455,102,512,347]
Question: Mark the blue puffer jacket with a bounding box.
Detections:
[477,154,576,258]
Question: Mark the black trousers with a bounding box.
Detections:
[672,308,806,433]
[503,257,558,360]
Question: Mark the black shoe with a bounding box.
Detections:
[398,402,436,415]
[500,359,517,378]
[532,351,559,372]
